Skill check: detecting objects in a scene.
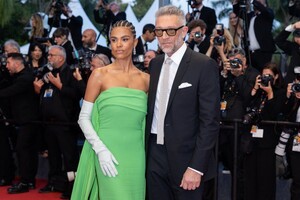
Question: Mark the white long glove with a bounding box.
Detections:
[78,100,119,177]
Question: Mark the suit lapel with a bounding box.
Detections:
[166,48,192,111]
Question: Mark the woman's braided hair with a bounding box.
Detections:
[111,20,136,38]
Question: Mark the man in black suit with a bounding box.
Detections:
[233,0,276,72]
[146,5,220,200]
[0,53,39,194]
[186,19,210,54]
[94,0,126,46]
[186,0,217,36]
[135,24,156,56]
[81,29,112,61]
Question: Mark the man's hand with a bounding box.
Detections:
[33,77,44,94]
[73,68,83,81]
[180,168,202,190]
[48,72,63,90]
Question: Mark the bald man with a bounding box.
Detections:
[81,29,112,60]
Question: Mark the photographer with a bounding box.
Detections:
[94,0,126,46]
[73,53,111,98]
[275,21,300,85]
[185,0,217,36]
[274,67,300,199]
[232,0,276,72]
[243,62,285,200]
[48,0,83,50]
[34,45,80,199]
[53,27,75,65]
[219,47,259,199]
[0,53,39,194]
[206,25,235,69]
[186,19,210,54]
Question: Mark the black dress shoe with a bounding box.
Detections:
[11,182,35,190]
[7,182,29,194]
[0,179,12,186]
[39,184,56,193]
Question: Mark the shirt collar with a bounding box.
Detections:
[164,43,187,66]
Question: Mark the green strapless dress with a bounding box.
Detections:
[71,87,147,200]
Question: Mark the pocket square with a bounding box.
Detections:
[178,82,192,89]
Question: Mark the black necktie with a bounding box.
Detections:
[144,43,148,52]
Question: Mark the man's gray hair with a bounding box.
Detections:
[94,53,110,66]
[49,45,66,60]
[4,39,20,53]
[155,5,186,25]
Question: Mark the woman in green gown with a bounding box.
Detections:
[71,20,149,200]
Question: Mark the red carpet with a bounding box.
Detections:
[0,179,62,200]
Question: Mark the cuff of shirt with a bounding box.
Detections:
[285,24,295,32]
[188,167,204,176]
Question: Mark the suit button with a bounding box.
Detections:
[165,124,170,127]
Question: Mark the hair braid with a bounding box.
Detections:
[111,20,136,38]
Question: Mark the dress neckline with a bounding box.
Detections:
[101,87,147,95]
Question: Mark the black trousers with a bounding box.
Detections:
[0,124,15,182]
[243,148,276,200]
[16,124,38,183]
[44,124,79,179]
[146,134,204,200]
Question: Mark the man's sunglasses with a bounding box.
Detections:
[154,25,184,37]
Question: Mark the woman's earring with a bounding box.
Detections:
[133,47,136,55]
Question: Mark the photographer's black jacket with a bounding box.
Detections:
[275,29,300,84]
[220,66,259,120]
[40,63,80,122]
[0,67,39,124]
[248,87,286,148]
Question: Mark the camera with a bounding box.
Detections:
[71,49,93,80]
[35,63,54,83]
[243,108,261,125]
[194,32,204,39]
[213,36,226,46]
[229,58,242,69]
[260,74,274,87]
[291,83,300,93]
[216,23,224,36]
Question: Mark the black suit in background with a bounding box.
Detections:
[188,6,217,37]
[135,36,147,56]
[274,29,300,84]
[233,0,276,72]
[93,9,126,45]
[62,40,75,66]
[48,15,83,50]
[0,67,39,185]
[146,47,220,200]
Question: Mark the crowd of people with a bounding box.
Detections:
[1,0,300,200]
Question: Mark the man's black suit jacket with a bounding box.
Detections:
[135,36,146,56]
[233,1,276,53]
[189,6,217,37]
[95,45,112,61]
[146,47,220,183]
